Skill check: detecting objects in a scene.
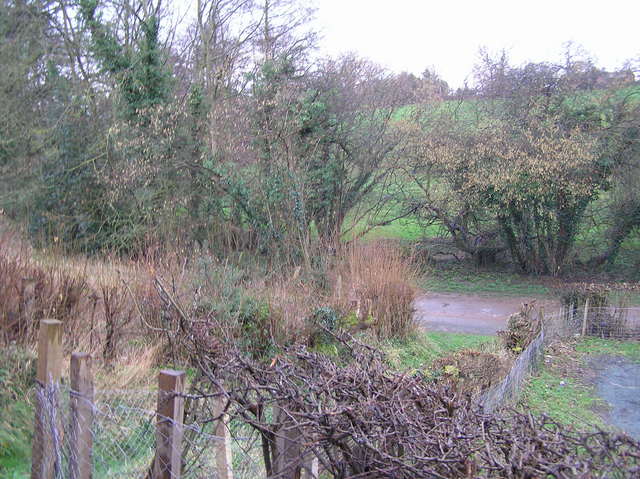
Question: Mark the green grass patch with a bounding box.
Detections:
[521,337,640,431]
[0,457,30,479]
[357,219,435,242]
[0,346,36,478]
[521,370,607,430]
[423,264,551,297]
[383,331,495,371]
[575,338,640,362]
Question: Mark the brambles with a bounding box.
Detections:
[432,349,508,395]
[499,302,542,353]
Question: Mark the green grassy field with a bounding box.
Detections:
[422,263,552,296]
[354,216,426,242]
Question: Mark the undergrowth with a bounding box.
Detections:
[383,331,496,371]
[0,223,421,477]
[0,346,36,476]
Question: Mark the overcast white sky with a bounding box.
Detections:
[314,0,640,88]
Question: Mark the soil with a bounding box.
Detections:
[414,292,559,335]
[588,354,640,440]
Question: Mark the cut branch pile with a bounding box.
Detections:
[187,332,640,479]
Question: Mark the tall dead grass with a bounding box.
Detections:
[252,241,418,346]
[332,241,418,339]
[0,224,164,362]
[1,217,420,373]
[259,271,327,346]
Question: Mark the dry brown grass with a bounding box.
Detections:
[332,241,418,339]
[259,274,326,345]
[256,241,419,344]
[0,223,164,364]
[1,219,420,384]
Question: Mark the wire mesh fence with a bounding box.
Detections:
[28,303,640,478]
[31,382,263,479]
[481,304,640,413]
[542,305,640,341]
[481,328,545,412]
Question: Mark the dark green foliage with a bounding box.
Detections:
[0,0,58,218]
[29,102,110,251]
[307,306,339,347]
[233,296,276,359]
[80,0,170,121]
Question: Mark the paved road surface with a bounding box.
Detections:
[414,292,558,335]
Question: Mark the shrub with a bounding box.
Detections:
[333,241,417,339]
[234,296,275,358]
[498,302,541,354]
[431,349,508,395]
[0,224,163,359]
[307,306,339,347]
[0,247,87,346]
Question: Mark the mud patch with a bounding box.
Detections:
[589,355,640,439]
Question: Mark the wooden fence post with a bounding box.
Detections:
[301,455,319,479]
[31,319,63,479]
[581,297,590,336]
[272,405,302,479]
[213,389,234,479]
[153,370,185,479]
[69,353,94,479]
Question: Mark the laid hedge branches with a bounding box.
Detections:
[187,332,640,478]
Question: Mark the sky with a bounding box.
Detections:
[314,0,640,88]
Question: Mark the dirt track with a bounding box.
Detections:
[414,292,559,335]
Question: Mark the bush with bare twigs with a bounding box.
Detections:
[0,226,163,361]
[432,349,509,395]
[498,301,542,354]
[183,333,640,479]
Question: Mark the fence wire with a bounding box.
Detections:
[32,384,260,479]
[482,305,640,413]
[30,305,640,478]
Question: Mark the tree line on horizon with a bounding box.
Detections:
[1,0,639,275]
